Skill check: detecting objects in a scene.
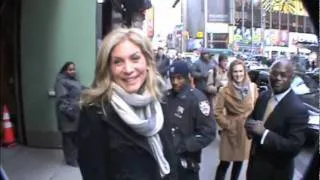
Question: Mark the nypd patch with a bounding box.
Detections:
[199,100,210,116]
[170,66,175,73]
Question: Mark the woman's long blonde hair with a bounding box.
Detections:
[81,28,163,106]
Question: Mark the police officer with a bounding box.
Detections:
[162,61,216,180]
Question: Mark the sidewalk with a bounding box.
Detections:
[1,139,246,180]
[1,138,309,180]
[1,145,81,180]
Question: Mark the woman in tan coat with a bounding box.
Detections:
[214,59,258,180]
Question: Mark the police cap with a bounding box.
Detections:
[169,61,190,77]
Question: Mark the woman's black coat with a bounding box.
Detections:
[76,104,178,180]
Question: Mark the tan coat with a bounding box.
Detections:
[215,82,258,161]
[206,67,228,109]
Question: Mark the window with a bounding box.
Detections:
[253,1,261,27]
[280,13,288,29]
[265,12,271,28]
[235,0,242,11]
[206,33,228,49]
[289,14,297,32]
[272,12,279,29]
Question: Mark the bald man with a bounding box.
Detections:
[245,60,309,180]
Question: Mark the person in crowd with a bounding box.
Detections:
[175,52,184,62]
[305,60,311,71]
[55,61,85,167]
[206,54,229,110]
[245,60,309,180]
[267,57,276,67]
[311,60,316,71]
[191,51,215,98]
[162,61,216,180]
[171,52,185,66]
[156,47,170,78]
[302,145,319,180]
[77,28,176,180]
[153,48,158,55]
[156,47,172,90]
[214,59,258,180]
[209,54,218,67]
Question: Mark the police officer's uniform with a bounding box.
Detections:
[162,61,216,180]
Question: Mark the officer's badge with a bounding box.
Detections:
[180,158,187,168]
[177,106,184,114]
[199,100,210,116]
[174,105,184,118]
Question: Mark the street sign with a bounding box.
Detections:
[197,32,204,38]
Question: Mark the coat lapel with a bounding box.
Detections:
[256,91,272,121]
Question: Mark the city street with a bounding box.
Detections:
[0,0,318,179]
[1,135,311,180]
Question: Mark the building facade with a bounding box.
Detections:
[183,0,317,52]
[0,0,152,148]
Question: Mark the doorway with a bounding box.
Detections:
[0,0,26,144]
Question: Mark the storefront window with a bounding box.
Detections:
[207,33,228,49]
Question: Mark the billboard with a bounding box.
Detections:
[230,27,262,46]
[229,27,289,47]
[187,38,204,51]
[264,29,289,46]
[279,30,289,46]
[262,0,308,16]
[207,0,229,22]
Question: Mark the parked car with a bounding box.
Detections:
[248,69,320,146]
[201,48,235,57]
[245,61,268,70]
[306,67,319,86]
[201,48,236,67]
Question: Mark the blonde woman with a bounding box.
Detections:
[77,28,176,180]
[214,60,258,180]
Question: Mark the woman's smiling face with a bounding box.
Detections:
[110,40,148,93]
[232,64,245,84]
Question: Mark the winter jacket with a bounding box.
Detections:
[206,66,228,109]
[54,73,85,132]
[77,103,178,180]
[215,82,258,161]
[191,59,214,93]
[156,55,171,78]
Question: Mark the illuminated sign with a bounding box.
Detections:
[262,0,308,16]
[197,32,204,38]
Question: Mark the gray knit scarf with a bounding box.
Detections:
[110,83,170,177]
[232,82,250,101]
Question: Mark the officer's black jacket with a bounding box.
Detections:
[162,85,216,162]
